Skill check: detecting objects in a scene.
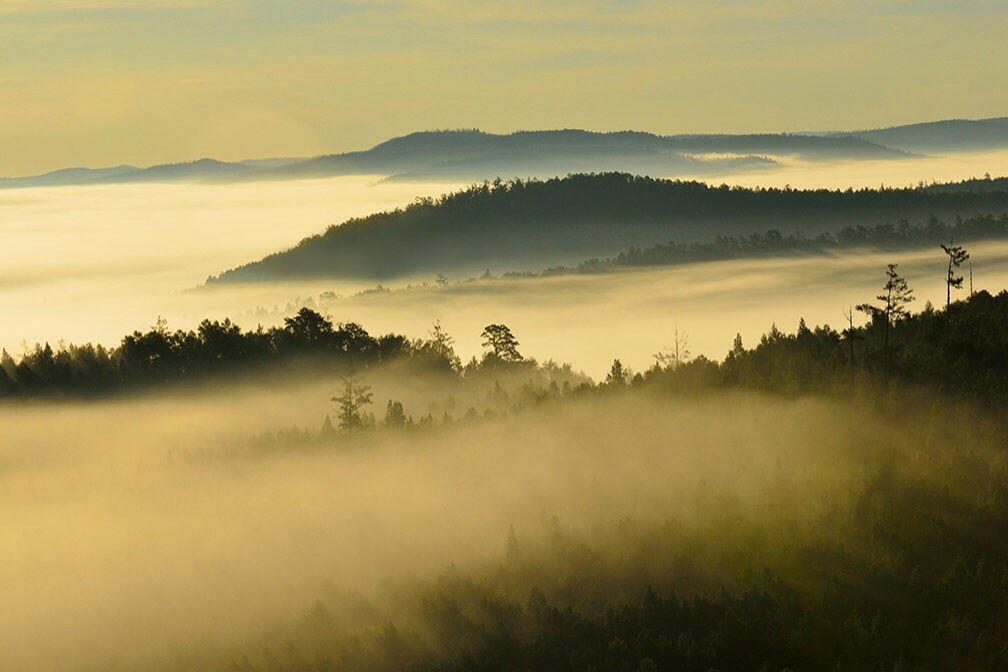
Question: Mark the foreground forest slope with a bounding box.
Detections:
[10,293,1008,672]
[210,173,1008,283]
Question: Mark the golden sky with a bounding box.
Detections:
[1,0,1006,176]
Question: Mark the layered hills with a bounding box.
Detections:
[208,173,1008,284]
[7,116,1006,189]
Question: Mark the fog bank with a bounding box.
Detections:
[0,381,910,672]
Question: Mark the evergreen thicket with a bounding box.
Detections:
[7,290,1008,407]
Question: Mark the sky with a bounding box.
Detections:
[1,0,1007,177]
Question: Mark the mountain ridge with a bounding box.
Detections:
[4,116,1006,188]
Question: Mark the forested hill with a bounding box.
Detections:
[538,212,1008,276]
[209,173,1008,283]
[847,117,1008,154]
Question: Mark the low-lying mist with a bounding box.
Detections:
[5,150,1008,370]
[0,176,459,354]
[1,364,994,671]
[283,239,1008,378]
[5,144,1008,671]
[698,148,1008,191]
[10,236,1008,382]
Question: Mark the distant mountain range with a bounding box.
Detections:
[207,173,1008,285]
[0,158,259,189]
[5,116,1006,189]
[253,130,897,183]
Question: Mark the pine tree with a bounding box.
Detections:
[481,324,522,363]
[384,400,407,428]
[429,320,461,370]
[320,414,336,437]
[605,359,628,386]
[857,263,914,373]
[940,241,969,309]
[331,369,373,432]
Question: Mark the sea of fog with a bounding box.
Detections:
[0,176,459,354]
[3,151,1008,377]
[700,147,1008,191]
[4,154,1008,672]
[313,240,1008,377]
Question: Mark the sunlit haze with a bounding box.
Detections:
[4,155,1008,376]
[2,0,1007,176]
[5,3,1008,671]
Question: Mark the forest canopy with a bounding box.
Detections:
[7,287,1008,409]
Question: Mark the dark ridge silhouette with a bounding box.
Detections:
[844,116,1008,154]
[208,173,1008,283]
[925,175,1008,193]
[535,213,1008,276]
[0,310,430,399]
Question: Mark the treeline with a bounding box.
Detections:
[538,213,1008,274]
[7,287,1008,408]
[209,173,1008,282]
[0,310,460,398]
[621,289,1008,406]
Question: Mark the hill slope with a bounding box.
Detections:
[0,128,907,188]
[208,173,1008,284]
[0,165,140,188]
[6,115,1006,189]
[262,129,902,182]
[846,117,1008,154]
[0,158,257,189]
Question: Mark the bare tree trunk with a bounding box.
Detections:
[844,307,855,387]
[947,257,952,309]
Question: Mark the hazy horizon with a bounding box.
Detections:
[2,118,1008,182]
[3,1,1007,177]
